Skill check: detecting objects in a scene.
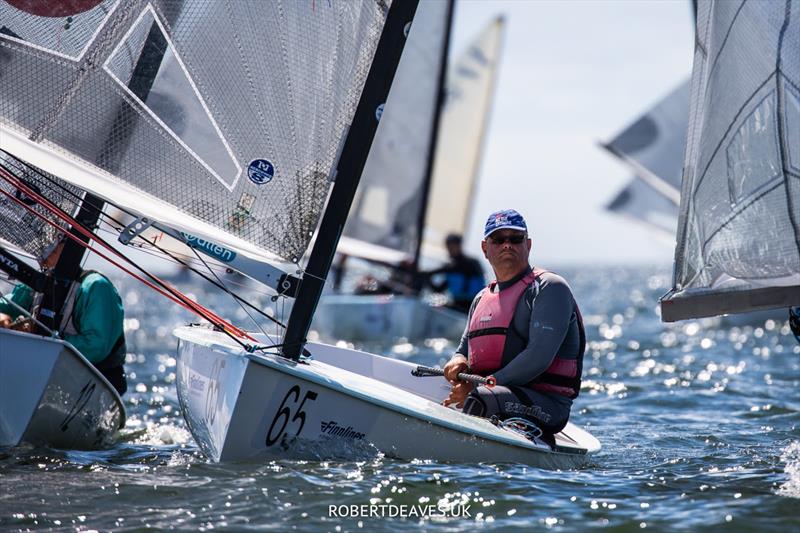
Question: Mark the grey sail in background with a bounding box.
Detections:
[0,0,390,265]
[340,0,451,264]
[602,81,690,237]
[605,176,678,239]
[661,0,800,321]
[602,81,689,200]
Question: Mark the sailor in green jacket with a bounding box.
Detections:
[0,239,127,395]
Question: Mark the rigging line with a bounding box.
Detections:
[186,244,279,346]
[7,156,287,329]
[0,166,257,347]
[97,223,287,328]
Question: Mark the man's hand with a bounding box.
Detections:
[0,313,13,329]
[10,317,33,333]
[443,380,474,408]
[443,355,469,384]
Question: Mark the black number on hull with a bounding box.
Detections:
[266,385,318,447]
[59,381,96,432]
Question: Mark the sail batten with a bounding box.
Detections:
[661,0,800,322]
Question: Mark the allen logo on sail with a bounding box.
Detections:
[181,233,236,263]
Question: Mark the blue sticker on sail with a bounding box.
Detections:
[375,103,384,122]
[248,159,274,185]
[182,233,236,263]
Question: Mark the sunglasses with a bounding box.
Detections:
[487,233,526,245]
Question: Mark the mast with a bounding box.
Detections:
[36,17,170,331]
[411,0,455,273]
[281,0,420,360]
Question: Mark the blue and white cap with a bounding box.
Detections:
[483,209,527,238]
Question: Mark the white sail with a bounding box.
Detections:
[661,0,800,321]
[340,0,451,265]
[423,16,504,261]
[340,14,505,265]
[0,0,390,271]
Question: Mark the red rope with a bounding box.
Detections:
[0,166,257,343]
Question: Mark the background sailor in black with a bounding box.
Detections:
[424,233,485,313]
[442,209,585,435]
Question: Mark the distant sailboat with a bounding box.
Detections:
[660,0,800,321]
[315,12,505,343]
[601,81,689,239]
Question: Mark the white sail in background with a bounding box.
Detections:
[340,0,451,266]
[423,16,504,261]
[0,0,390,269]
[340,14,505,266]
[602,81,690,237]
[661,0,800,321]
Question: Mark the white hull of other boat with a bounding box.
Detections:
[312,295,466,343]
[0,329,125,450]
[175,326,600,468]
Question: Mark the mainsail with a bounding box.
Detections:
[661,0,800,321]
[339,14,505,265]
[340,0,452,266]
[0,0,391,272]
[423,15,504,260]
[602,81,690,237]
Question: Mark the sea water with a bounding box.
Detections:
[1,266,798,531]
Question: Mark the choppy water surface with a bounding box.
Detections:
[1,266,799,531]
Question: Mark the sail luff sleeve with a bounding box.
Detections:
[281,0,420,360]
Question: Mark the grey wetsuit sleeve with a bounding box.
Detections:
[454,290,483,358]
[491,279,573,386]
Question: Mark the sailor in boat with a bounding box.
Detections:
[442,209,585,438]
[0,236,128,395]
[353,259,420,295]
[423,233,486,313]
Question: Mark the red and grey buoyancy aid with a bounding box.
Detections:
[466,269,586,398]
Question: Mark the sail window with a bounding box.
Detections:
[0,0,120,61]
[725,92,782,206]
[103,5,240,190]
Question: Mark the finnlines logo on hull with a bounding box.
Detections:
[182,233,236,263]
[320,421,365,440]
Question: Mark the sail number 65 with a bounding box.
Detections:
[266,385,318,447]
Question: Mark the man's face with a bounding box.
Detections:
[481,229,531,274]
[446,241,461,259]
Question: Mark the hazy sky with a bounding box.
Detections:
[448,0,695,266]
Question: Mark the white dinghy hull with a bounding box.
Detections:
[175,326,599,468]
[0,329,125,450]
[312,294,465,343]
